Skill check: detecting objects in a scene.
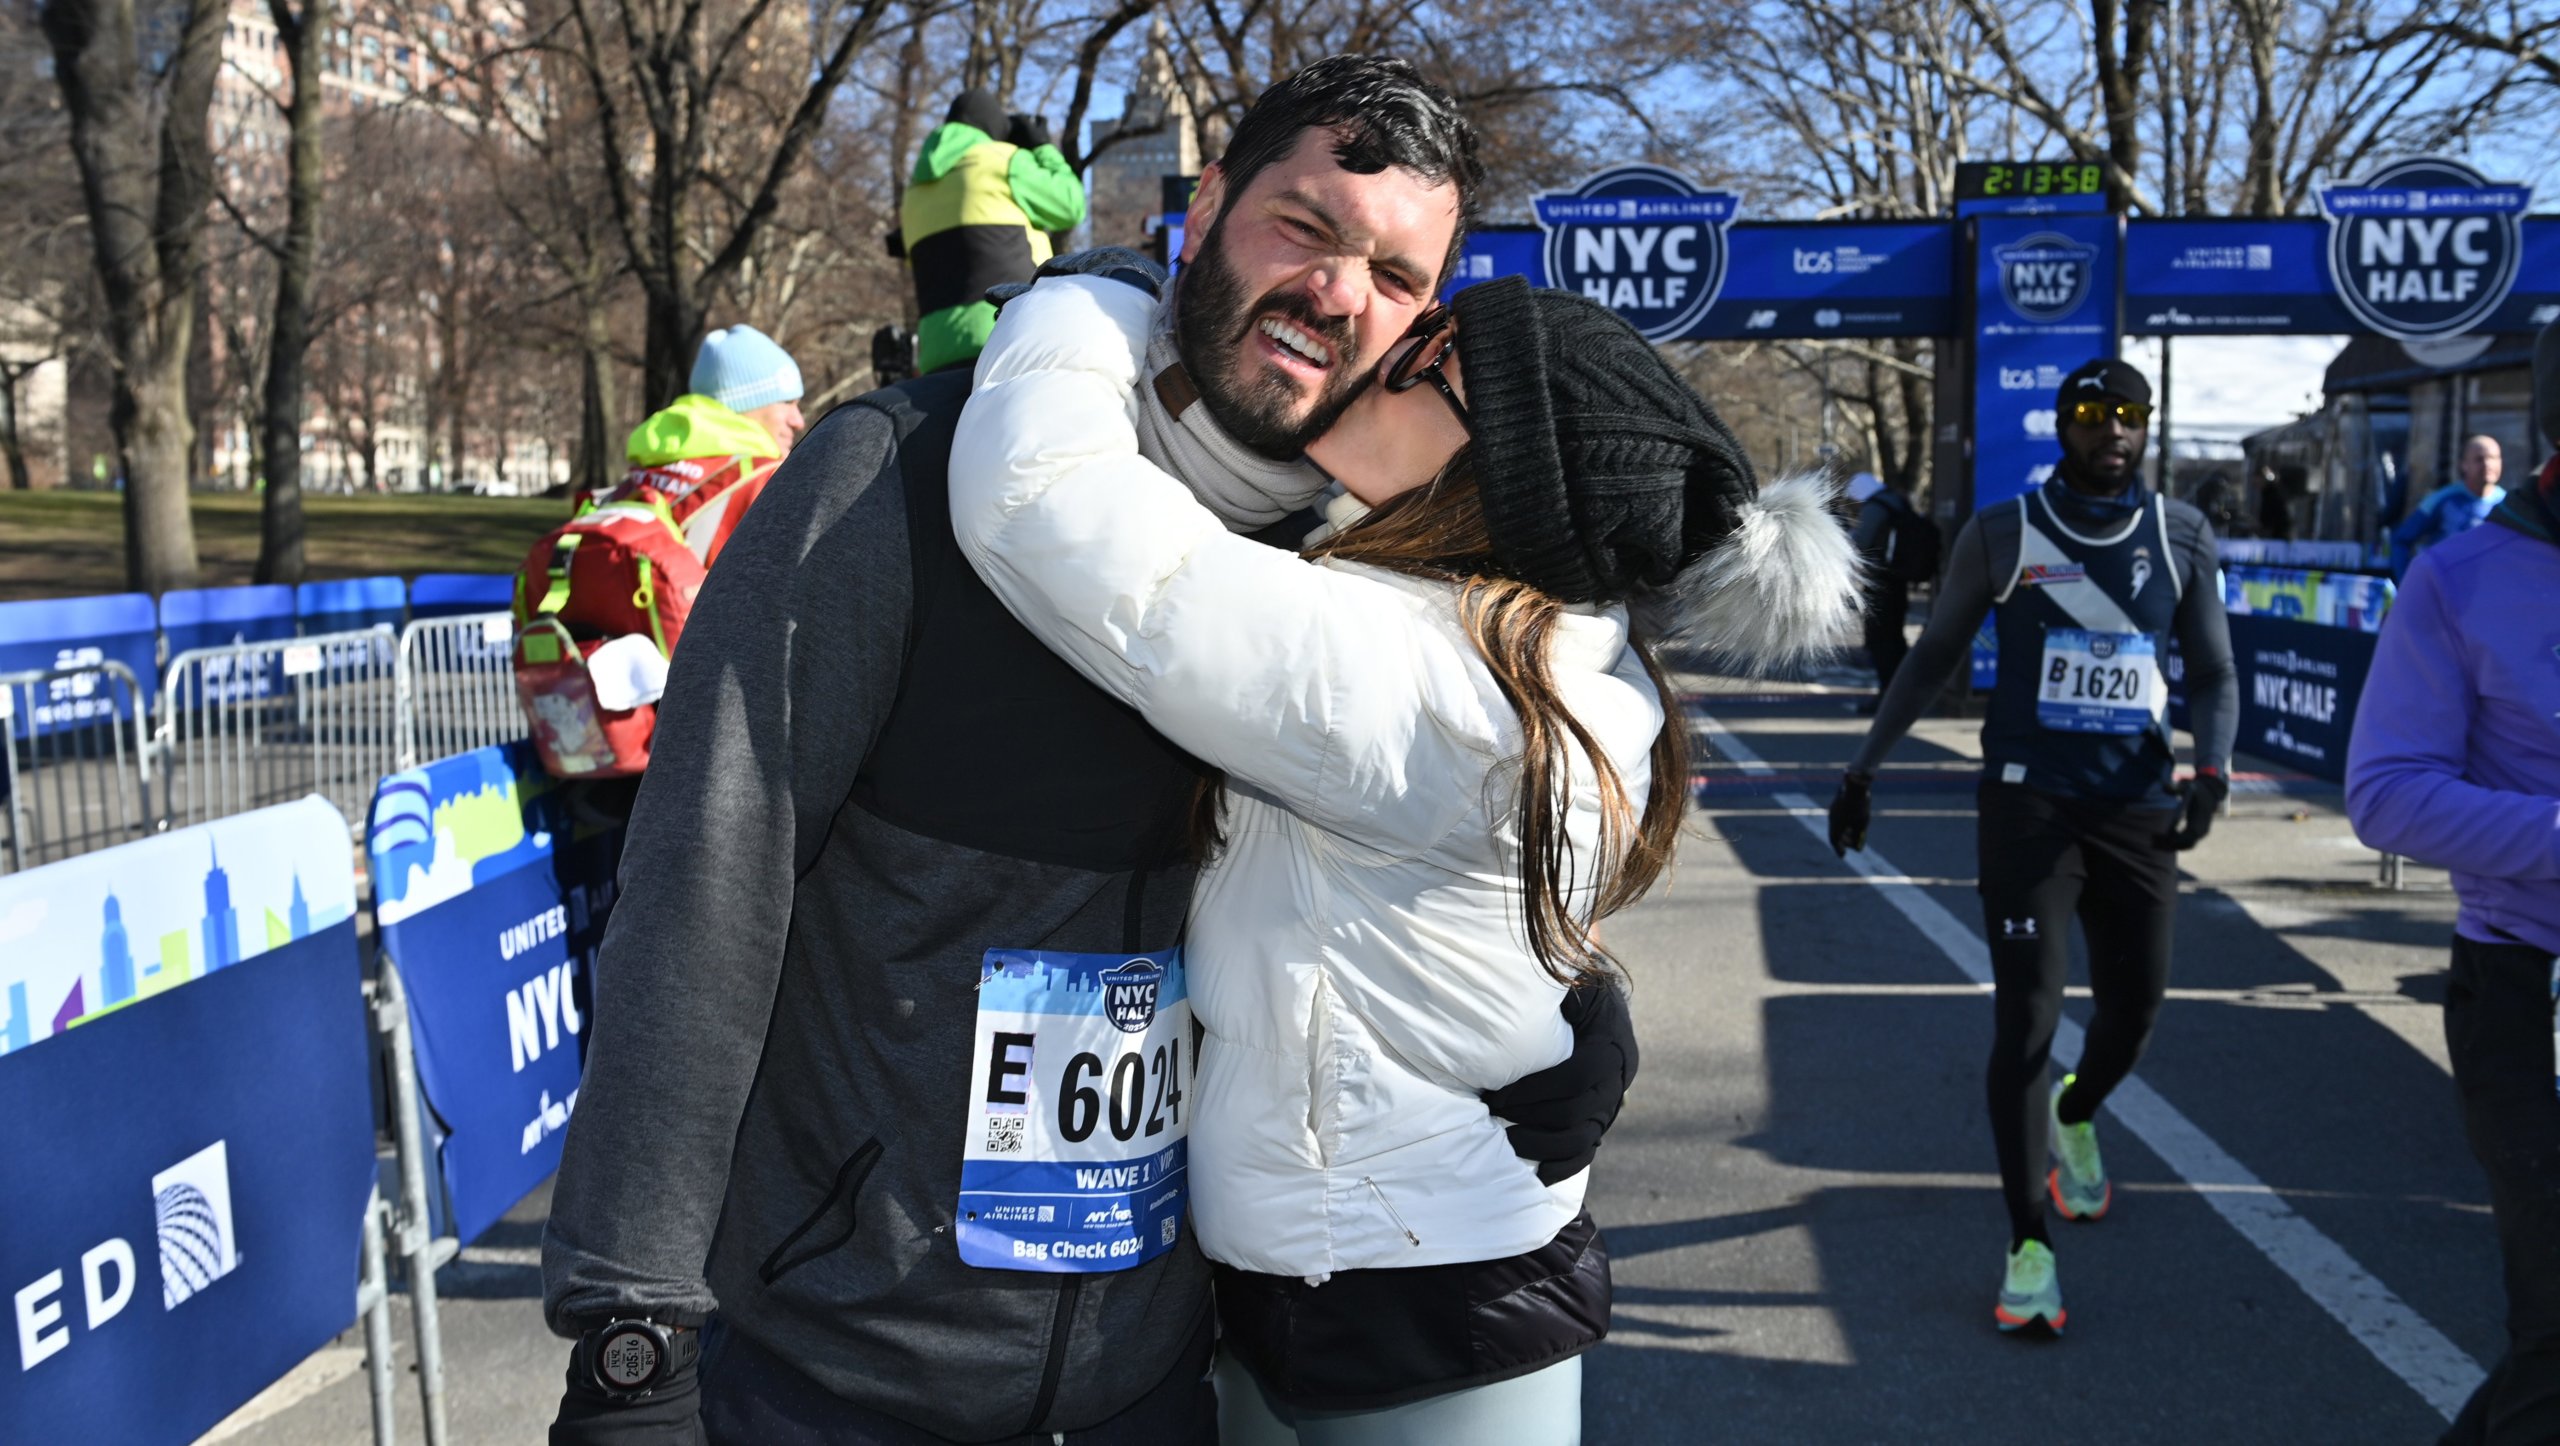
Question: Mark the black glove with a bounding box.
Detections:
[550,1347,706,1446]
[1483,978,1638,1185]
[883,227,904,259]
[2156,768,2229,851]
[1827,771,1874,857]
[1005,112,1052,150]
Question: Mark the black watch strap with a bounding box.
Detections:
[576,1312,704,1399]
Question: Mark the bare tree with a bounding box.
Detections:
[555,0,903,408]
[41,0,228,589]
[240,0,333,580]
[2361,0,2560,92]
[416,4,640,494]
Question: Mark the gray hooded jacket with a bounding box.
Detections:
[542,254,1319,1440]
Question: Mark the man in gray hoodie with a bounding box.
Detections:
[542,57,1640,1446]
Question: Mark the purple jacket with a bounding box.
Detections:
[2346,511,2560,956]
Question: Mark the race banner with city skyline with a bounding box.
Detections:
[0,800,372,1443]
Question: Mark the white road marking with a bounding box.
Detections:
[1695,716,2486,1422]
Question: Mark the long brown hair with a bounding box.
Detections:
[1196,449,1691,987]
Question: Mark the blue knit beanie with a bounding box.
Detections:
[691,325,803,413]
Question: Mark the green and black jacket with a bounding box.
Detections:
[897,122,1086,374]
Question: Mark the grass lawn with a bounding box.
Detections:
[0,489,566,601]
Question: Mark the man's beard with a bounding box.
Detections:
[2061,434,2145,495]
[1174,215,1376,460]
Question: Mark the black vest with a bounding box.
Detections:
[847,370,1208,872]
[1985,483,2184,803]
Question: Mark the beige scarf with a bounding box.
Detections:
[1134,293,1333,531]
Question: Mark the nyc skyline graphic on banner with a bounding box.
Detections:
[367,742,567,926]
[366,742,621,1243]
[0,796,356,1058]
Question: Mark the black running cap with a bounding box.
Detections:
[2056,357,2151,415]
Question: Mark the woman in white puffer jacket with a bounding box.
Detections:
[950,271,1857,1443]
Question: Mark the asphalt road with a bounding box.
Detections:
[1585,684,2493,1445]
[214,683,2501,1444]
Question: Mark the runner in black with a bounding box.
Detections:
[1823,357,2240,1335]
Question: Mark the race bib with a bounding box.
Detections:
[958,947,1189,1273]
[2037,629,2163,735]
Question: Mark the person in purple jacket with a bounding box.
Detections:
[2346,316,2560,1446]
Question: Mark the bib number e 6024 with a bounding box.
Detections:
[2036,628,2162,735]
[958,947,1189,1273]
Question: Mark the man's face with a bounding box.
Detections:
[2460,436,2502,494]
[742,400,805,457]
[1173,129,1461,459]
[2059,396,2148,488]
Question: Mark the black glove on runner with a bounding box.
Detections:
[1828,771,1874,857]
[2157,768,2229,851]
[550,1350,707,1446]
[1005,112,1053,150]
[1483,979,1639,1185]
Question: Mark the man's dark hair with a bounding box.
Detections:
[1213,54,1484,284]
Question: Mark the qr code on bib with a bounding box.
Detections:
[985,1115,1026,1154]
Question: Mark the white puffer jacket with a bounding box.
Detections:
[950,274,1665,1281]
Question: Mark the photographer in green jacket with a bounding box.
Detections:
[894,88,1087,374]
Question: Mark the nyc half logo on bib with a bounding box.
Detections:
[2319,156,2528,343]
[1994,232,2100,324]
[960,947,1189,1273]
[1534,165,1739,342]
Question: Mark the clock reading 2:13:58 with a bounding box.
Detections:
[1957,161,2106,199]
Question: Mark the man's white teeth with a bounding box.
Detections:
[1258,317,1329,367]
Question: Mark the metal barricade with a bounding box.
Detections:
[394,611,525,771]
[0,660,155,874]
[156,627,400,835]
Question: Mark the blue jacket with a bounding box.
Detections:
[2389,481,2504,578]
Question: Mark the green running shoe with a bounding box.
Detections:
[2048,1074,2112,1221]
[1994,1239,2066,1334]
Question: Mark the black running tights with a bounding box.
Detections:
[1975,781,2180,1249]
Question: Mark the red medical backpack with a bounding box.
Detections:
[616,453,780,569]
[510,496,707,779]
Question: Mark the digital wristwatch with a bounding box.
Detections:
[572,1311,703,1401]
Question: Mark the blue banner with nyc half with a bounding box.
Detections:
[0,799,372,1444]
[1973,212,2120,516]
[2226,614,2376,784]
[1447,217,1957,340]
[367,743,623,1245]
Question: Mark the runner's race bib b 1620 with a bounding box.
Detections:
[2036,628,2163,735]
[959,947,1189,1273]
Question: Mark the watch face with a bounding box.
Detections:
[597,1326,661,1390]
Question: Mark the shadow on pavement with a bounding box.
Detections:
[1582,801,2492,1444]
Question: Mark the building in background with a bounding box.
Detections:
[2239,331,2545,554]
[0,0,574,494]
[1085,19,1200,256]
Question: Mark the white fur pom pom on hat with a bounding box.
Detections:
[1650,472,1865,674]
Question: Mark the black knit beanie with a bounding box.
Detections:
[947,88,1006,139]
[1450,276,1759,605]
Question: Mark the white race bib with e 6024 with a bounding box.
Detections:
[958,947,1188,1273]
[2036,628,2163,735]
